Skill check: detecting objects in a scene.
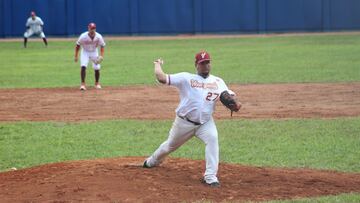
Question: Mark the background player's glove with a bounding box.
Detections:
[93,56,103,65]
[220,90,241,115]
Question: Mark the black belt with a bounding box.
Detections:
[178,115,201,125]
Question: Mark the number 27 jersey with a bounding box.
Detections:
[167,72,229,124]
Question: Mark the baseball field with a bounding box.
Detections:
[0,33,359,202]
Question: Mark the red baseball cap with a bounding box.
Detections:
[88,23,96,30]
[195,51,211,64]
[31,11,36,16]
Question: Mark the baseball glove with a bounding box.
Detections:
[220,90,240,115]
[93,56,103,65]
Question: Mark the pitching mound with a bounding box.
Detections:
[1,157,359,202]
[0,83,359,121]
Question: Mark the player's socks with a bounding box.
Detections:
[42,38,48,46]
[95,70,100,83]
[81,66,86,83]
[24,38,27,48]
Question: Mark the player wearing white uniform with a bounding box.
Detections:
[143,51,241,187]
[74,23,105,90]
[23,11,48,48]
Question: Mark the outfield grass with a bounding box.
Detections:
[1,118,359,173]
[0,34,360,88]
[267,192,360,203]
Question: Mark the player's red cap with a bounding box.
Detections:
[88,23,96,30]
[195,51,211,64]
[31,11,36,16]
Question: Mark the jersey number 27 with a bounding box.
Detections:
[206,92,219,101]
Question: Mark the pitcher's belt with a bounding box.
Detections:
[178,115,201,125]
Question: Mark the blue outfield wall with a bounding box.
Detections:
[1,0,360,37]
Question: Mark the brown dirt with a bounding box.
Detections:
[1,83,360,202]
[0,83,359,122]
[1,157,360,203]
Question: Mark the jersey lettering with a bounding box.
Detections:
[190,79,218,90]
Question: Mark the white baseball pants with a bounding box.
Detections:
[24,29,45,38]
[80,50,101,70]
[146,115,219,184]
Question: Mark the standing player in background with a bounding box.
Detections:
[74,23,105,90]
[23,11,48,48]
[143,51,241,187]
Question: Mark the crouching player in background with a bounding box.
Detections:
[23,11,48,48]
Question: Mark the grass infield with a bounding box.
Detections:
[1,118,359,173]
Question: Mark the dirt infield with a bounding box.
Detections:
[0,83,359,121]
[1,157,360,202]
[1,82,360,202]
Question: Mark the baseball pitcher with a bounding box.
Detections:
[23,11,48,48]
[143,51,241,187]
[74,23,105,90]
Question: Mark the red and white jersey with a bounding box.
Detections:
[167,72,230,124]
[76,31,105,52]
[26,17,44,33]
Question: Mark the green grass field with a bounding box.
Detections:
[0,34,359,88]
[0,34,359,202]
[1,118,359,172]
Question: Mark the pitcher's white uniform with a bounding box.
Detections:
[24,16,45,38]
[76,32,105,70]
[145,72,231,184]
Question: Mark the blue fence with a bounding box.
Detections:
[1,0,360,37]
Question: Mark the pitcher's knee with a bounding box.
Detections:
[204,134,218,145]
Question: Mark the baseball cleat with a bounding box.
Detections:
[143,160,151,168]
[201,178,220,188]
[95,83,102,89]
[208,182,220,187]
[80,85,86,91]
